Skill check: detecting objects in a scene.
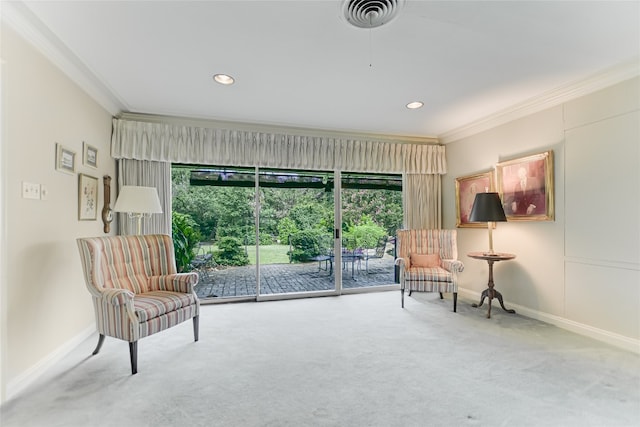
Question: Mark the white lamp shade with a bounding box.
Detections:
[113,186,162,214]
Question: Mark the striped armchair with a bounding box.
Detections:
[395,229,464,312]
[77,234,200,374]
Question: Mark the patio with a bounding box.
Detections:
[194,255,397,299]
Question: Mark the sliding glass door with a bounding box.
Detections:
[173,167,257,301]
[172,165,400,302]
[340,173,401,291]
[257,169,337,299]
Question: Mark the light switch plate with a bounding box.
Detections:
[22,182,41,200]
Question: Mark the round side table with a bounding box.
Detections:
[467,252,516,319]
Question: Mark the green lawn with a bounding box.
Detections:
[198,244,290,265]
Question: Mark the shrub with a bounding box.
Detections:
[172,212,202,272]
[289,229,331,262]
[343,220,386,249]
[259,233,274,245]
[214,236,250,266]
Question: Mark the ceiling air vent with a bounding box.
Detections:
[342,0,405,29]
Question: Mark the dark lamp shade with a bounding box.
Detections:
[469,192,507,222]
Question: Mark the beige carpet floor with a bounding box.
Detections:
[1,291,639,427]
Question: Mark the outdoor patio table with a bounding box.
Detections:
[329,249,364,280]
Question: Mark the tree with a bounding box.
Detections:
[289,201,328,231]
[213,187,254,241]
[277,217,298,244]
[172,169,218,240]
[342,188,403,235]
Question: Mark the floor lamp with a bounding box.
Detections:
[113,186,163,235]
[469,192,507,255]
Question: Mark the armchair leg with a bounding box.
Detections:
[401,288,405,308]
[193,315,199,342]
[453,292,458,313]
[92,334,105,355]
[129,341,138,375]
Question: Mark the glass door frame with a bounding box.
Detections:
[256,168,343,302]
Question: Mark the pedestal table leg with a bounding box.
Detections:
[471,259,516,318]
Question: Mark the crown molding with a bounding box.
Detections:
[1,1,124,115]
[439,58,640,144]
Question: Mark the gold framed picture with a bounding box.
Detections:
[455,171,494,228]
[55,143,76,174]
[496,150,554,221]
[78,173,98,221]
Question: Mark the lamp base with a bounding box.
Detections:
[126,212,145,235]
[486,222,495,256]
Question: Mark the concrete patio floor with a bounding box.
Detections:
[194,256,397,299]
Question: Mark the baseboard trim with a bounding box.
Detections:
[457,289,640,355]
[5,324,95,402]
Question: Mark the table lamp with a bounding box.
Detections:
[113,186,162,235]
[469,192,507,255]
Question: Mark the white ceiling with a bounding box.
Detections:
[7,0,640,140]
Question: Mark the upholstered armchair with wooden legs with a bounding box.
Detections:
[77,234,200,374]
[395,229,464,312]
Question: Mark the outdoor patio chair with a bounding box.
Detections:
[310,233,334,273]
[363,236,388,273]
[77,234,200,374]
[395,229,464,312]
[190,247,218,282]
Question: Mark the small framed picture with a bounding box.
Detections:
[83,142,98,168]
[55,143,76,174]
[78,173,98,220]
[455,171,495,228]
[496,150,554,221]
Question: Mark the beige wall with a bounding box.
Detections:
[1,26,115,402]
[444,77,640,349]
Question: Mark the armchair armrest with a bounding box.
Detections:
[100,288,135,306]
[395,257,409,269]
[441,259,464,273]
[149,273,199,293]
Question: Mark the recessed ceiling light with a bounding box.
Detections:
[406,101,424,109]
[213,74,235,85]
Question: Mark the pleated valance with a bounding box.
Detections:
[111,118,446,175]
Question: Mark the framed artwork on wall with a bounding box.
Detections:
[78,173,98,221]
[55,143,76,174]
[496,150,554,221]
[455,171,495,228]
[83,142,98,168]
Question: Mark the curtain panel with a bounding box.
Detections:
[403,173,442,229]
[111,118,446,174]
